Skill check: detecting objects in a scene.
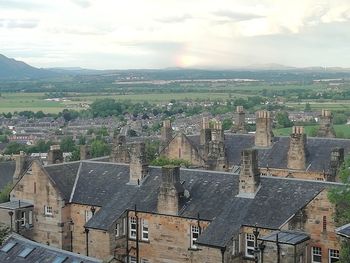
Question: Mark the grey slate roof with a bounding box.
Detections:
[0,161,15,190]
[0,233,102,262]
[189,133,350,173]
[335,223,350,238]
[259,230,310,245]
[42,160,341,249]
[0,201,33,210]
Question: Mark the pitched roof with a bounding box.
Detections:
[335,223,350,238]
[0,161,15,190]
[0,233,102,263]
[188,133,350,173]
[259,230,310,245]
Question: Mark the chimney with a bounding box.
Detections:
[287,126,307,170]
[157,166,184,215]
[129,142,148,184]
[80,145,91,160]
[317,109,336,138]
[110,135,129,163]
[13,151,26,182]
[329,148,345,181]
[237,149,261,198]
[200,117,212,145]
[47,145,63,164]
[211,120,224,142]
[233,106,246,133]
[255,110,274,147]
[161,120,173,143]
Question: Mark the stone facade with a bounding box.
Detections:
[287,126,307,170]
[255,110,274,148]
[129,142,148,184]
[232,106,247,134]
[47,145,64,164]
[110,134,130,163]
[237,149,260,198]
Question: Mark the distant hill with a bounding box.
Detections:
[0,54,58,80]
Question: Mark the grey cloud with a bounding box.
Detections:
[213,10,264,21]
[0,19,39,29]
[156,14,192,23]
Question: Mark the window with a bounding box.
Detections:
[232,238,239,256]
[141,259,149,263]
[130,256,137,263]
[122,217,126,235]
[142,219,149,241]
[329,249,339,263]
[130,217,137,239]
[44,206,53,216]
[312,247,322,263]
[190,225,199,249]
[1,242,16,252]
[18,247,34,258]
[115,223,120,237]
[85,210,92,223]
[245,233,255,258]
[28,210,33,225]
[323,216,327,231]
[20,211,26,226]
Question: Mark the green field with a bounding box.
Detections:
[274,124,350,138]
[286,101,350,111]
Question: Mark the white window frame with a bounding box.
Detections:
[44,206,53,216]
[142,219,149,241]
[115,223,120,237]
[130,256,137,263]
[190,225,199,249]
[129,217,137,239]
[123,217,126,235]
[85,210,92,223]
[20,211,26,226]
[245,233,255,258]
[28,210,33,225]
[312,246,322,263]
[328,249,339,263]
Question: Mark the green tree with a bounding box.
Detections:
[91,139,110,158]
[60,137,75,152]
[0,224,10,245]
[4,142,27,155]
[222,118,233,130]
[150,157,191,168]
[0,183,12,203]
[304,102,311,112]
[69,146,81,161]
[275,111,293,128]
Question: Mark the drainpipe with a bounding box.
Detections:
[126,211,129,263]
[220,247,226,263]
[84,227,90,256]
[135,205,139,263]
[276,233,280,263]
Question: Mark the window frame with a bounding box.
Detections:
[312,246,322,263]
[190,225,200,249]
[328,249,339,263]
[245,233,255,258]
[44,206,53,216]
[115,223,120,237]
[129,217,137,240]
[20,211,26,227]
[85,210,93,223]
[142,219,149,241]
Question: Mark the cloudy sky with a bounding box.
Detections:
[1,0,350,69]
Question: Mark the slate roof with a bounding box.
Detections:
[335,223,350,238]
[0,161,15,190]
[39,159,342,249]
[188,133,350,173]
[259,231,310,245]
[0,233,102,262]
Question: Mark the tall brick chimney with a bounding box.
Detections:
[80,145,91,160]
[110,135,129,163]
[47,145,63,164]
[317,109,336,138]
[237,149,261,198]
[13,151,26,182]
[233,106,246,133]
[157,166,184,215]
[160,120,173,143]
[211,120,224,142]
[329,147,345,181]
[200,117,212,145]
[255,110,274,147]
[287,126,307,170]
[129,142,148,185]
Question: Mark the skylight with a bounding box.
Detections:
[52,256,68,263]
[18,247,34,258]
[1,242,16,253]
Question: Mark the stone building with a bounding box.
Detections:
[232,106,247,134]
[160,118,228,171]
[317,109,336,138]
[0,146,344,263]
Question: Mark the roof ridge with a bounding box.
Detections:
[69,162,83,203]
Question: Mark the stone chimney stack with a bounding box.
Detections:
[129,142,148,185]
[237,149,261,198]
[200,117,212,145]
[80,145,91,160]
[157,166,184,215]
[211,120,224,142]
[255,110,274,147]
[233,106,247,133]
[110,135,130,163]
[47,145,63,164]
[287,126,307,170]
[329,147,345,181]
[317,109,336,138]
[160,120,173,143]
[13,151,26,182]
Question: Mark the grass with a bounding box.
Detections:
[273,124,350,138]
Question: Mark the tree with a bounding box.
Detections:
[275,111,293,128]
[328,156,350,262]
[91,139,110,158]
[0,224,10,245]
[222,118,233,130]
[69,146,81,161]
[60,137,75,152]
[304,102,311,112]
[4,142,27,155]
[150,157,191,168]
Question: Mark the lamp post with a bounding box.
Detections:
[253,224,260,263]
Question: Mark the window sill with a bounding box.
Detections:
[140,239,150,244]
[188,247,200,251]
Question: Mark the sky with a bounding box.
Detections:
[1,0,350,69]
